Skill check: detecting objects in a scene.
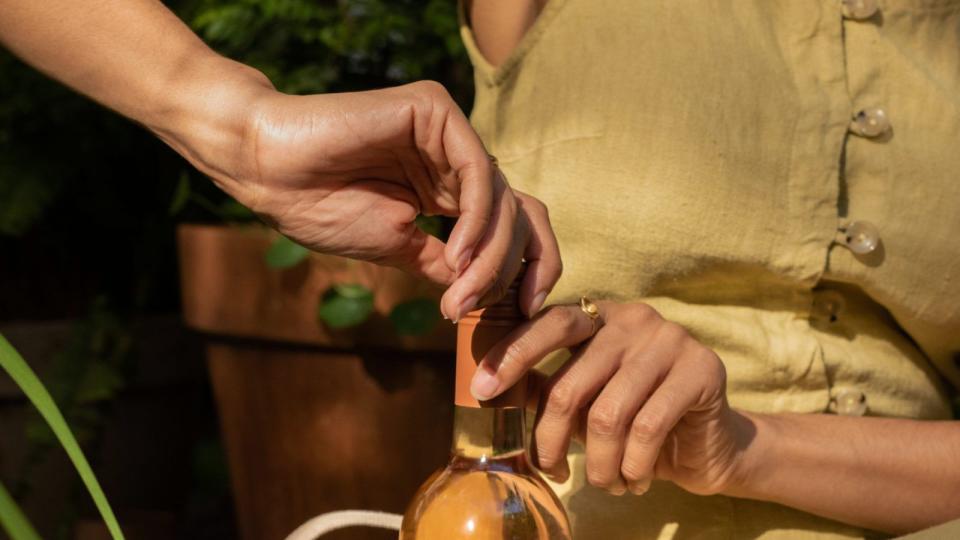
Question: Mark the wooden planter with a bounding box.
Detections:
[177,224,456,540]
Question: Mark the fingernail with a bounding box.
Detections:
[454,294,478,323]
[470,368,501,400]
[627,481,650,496]
[527,291,547,317]
[608,485,628,496]
[546,469,569,484]
[456,246,474,275]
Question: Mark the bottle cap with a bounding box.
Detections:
[455,265,527,408]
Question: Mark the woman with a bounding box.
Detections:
[464,0,960,538]
[3,0,958,537]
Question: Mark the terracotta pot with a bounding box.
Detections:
[177,224,456,540]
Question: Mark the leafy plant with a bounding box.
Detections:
[266,213,449,336]
[0,334,124,539]
[390,297,441,336]
[0,481,40,540]
[1,0,470,242]
[0,0,471,530]
[265,235,310,268]
[189,0,471,101]
[318,283,376,329]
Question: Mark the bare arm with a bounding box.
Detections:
[0,0,564,319]
[730,412,960,535]
[0,0,267,183]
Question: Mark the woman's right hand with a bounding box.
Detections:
[188,78,561,321]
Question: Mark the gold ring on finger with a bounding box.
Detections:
[579,296,601,337]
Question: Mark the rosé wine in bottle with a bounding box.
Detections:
[400,270,571,539]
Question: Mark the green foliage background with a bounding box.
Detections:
[0,0,470,247]
[0,0,471,534]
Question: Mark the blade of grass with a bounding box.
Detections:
[0,334,124,540]
[0,479,40,540]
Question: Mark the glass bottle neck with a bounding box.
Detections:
[451,405,526,460]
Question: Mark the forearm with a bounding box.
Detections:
[728,412,960,535]
[0,0,274,182]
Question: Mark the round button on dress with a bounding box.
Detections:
[811,290,846,324]
[849,108,890,137]
[842,221,881,255]
[841,0,879,20]
[834,388,868,416]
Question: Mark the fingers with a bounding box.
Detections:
[530,330,621,482]
[393,227,457,285]
[417,89,559,321]
[583,359,665,494]
[515,192,562,317]
[620,361,705,495]
[445,147,494,275]
[436,91,495,276]
[469,303,602,401]
[440,176,526,322]
[404,80,495,285]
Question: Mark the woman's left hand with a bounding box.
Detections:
[470,301,756,496]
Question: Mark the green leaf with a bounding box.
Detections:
[265,236,310,268]
[333,283,375,299]
[0,164,57,236]
[414,214,444,239]
[318,284,374,329]
[74,363,124,404]
[0,334,124,539]
[218,198,255,221]
[0,479,41,540]
[168,171,191,216]
[390,298,441,336]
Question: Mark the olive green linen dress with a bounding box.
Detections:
[460,0,960,538]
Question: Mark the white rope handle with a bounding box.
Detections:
[285,510,403,540]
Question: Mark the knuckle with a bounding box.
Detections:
[533,440,563,470]
[658,321,690,344]
[501,339,529,370]
[704,351,727,383]
[544,378,580,418]
[411,79,449,100]
[624,302,660,326]
[587,400,626,437]
[585,465,616,489]
[525,195,549,215]
[545,307,579,334]
[621,460,652,483]
[630,414,667,446]
[682,347,725,388]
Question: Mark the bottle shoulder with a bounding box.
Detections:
[401,455,571,539]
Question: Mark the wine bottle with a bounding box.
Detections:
[400,273,572,539]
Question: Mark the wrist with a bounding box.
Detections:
[147,52,276,189]
[722,409,777,499]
